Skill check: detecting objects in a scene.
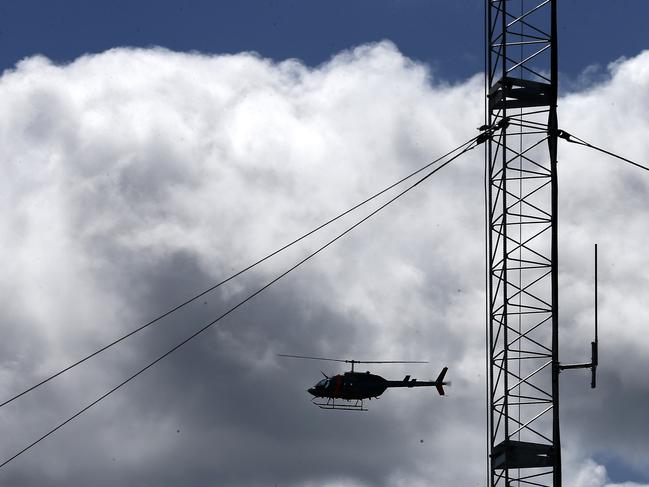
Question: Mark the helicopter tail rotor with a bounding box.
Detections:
[435,367,449,396]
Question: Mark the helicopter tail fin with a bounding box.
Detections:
[435,367,449,396]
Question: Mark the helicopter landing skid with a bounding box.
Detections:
[312,397,367,411]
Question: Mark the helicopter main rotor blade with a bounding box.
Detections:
[277,354,428,364]
[355,360,429,364]
[277,354,348,363]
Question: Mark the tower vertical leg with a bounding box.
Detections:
[485,1,560,486]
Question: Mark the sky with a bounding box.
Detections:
[1,2,649,486]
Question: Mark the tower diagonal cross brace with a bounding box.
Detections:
[485,1,560,486]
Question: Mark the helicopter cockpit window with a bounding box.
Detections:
[316,379,327,388]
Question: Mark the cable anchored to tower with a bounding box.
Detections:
[0,135,485,470]
[0,135,480,413]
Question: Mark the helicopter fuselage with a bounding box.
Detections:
[308,371,388,400]
[307,366,449,402]
[280,353,449,409]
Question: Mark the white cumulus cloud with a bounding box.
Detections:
[0,42,648,486]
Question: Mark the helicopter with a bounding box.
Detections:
[278,354,450,411]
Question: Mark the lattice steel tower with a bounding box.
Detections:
[485,1,561,486]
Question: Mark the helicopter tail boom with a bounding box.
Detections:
[385,366,450,395]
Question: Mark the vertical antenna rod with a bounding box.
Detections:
[558,244,599,386]
[592,244,599,388]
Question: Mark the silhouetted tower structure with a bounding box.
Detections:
[485,1,561,486]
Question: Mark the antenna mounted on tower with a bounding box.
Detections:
[559,244,599,388]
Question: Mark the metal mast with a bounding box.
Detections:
[485,1,560,486]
